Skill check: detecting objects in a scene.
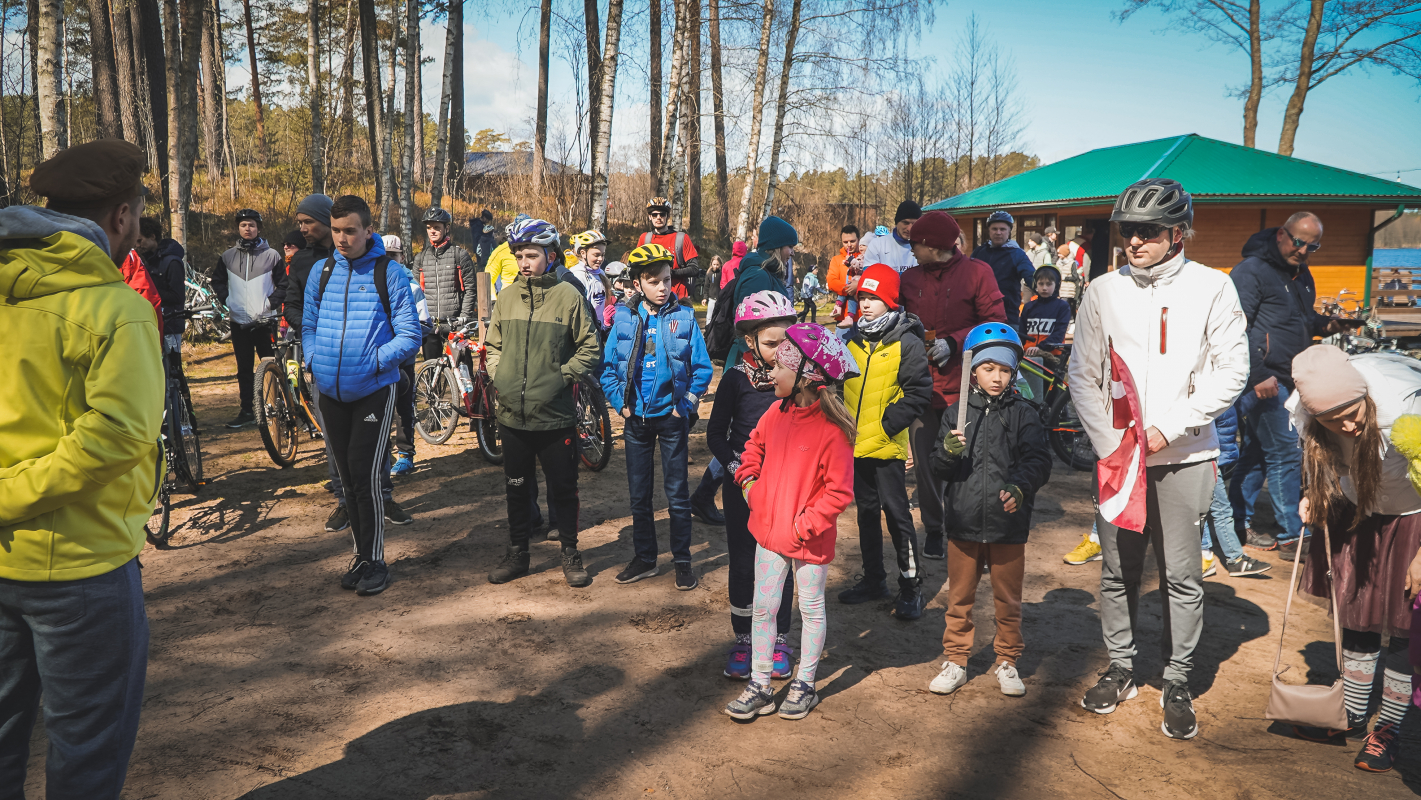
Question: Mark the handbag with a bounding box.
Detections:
[1264,522,1348,730]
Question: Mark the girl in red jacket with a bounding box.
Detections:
[725,323,857,721]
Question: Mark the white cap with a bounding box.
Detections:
[382,234,403,253]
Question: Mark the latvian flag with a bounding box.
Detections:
[1096,341,1147,532]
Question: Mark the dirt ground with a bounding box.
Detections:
[25,343,1421,799]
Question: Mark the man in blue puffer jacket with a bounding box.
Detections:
[601,243,713,590]
[303,195,421,597]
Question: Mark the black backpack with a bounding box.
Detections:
[317,254,395,336]
[704,271,741,363]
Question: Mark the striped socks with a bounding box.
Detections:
[1379,668,1411,728]
[1343,648,1380,724]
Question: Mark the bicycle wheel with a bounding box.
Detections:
[146,483,172,544]
[475,386,503,465]
[170,383,204,490]
[1048,388,1097,472]
[414,361,460,444]
[254,358,300,467]
[575,377,613,471]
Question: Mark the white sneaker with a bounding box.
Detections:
[994,661,1026,696]
[929,661,968,695]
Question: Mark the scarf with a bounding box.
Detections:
[733,350,776,391]
[856,309,900,339]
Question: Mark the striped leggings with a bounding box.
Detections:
[750,545,828,685]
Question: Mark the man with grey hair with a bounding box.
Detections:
[1228,211,1360,558]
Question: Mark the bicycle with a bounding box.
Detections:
[414,324,502,463]
[254,325,324,467]
[573,375,612,471]
[147,353,203,543]
[1017,346,1096,472]
[182,259,231,344]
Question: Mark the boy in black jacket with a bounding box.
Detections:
[927,324,1051,699]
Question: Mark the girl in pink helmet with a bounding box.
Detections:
[724,323,857,722]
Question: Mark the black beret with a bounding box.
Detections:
[31,139,148,207]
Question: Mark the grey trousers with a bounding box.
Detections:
[0,558,148,799]
[1098,460,1215,683]
[909,407,947,540]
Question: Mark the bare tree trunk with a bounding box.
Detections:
[215,0,237,196]
[199,0,222,181]
[733,0,774,241]
[686,0,701,237]
[136,0,168,213]
[112,0,142,148]
[399,0,416,246]
[308,0,324,191]
[358,0,383,199]
[447,2,464,198]
[167,0,199,245]
[656,0,688,202]
[413,36,424,186]
[649,0,661,186]
[430,0,457,209]
[36,0,64,158]
[1242,0,1262,148]
[591,0,623,232]
[707,0,728,240]
[380,0,398,227]
[1277,0,1323,156]
[28,0,42,160]
[583,0,600,224]
[86,0,123,138]
[534,0,551,194]
[337,0,357,158]
[759,0,801,219]
[241,0,270,165]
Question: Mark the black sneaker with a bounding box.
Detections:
[1276,536,1309,560]
[615,558,658,584]
[691,498,725,525]
[675,562,699,591]
[922,536,946,560]
[384,499,413,526]
[1354,723,1399,772]
[1224,555,1273,577]
[1295,713,1368,743]
[1244,528,1277,551]
[562,548,590,587]
[225,410,256,429]
[340,557,371,590]
[487,547,530,584]
[894,585,925,620]
[356,561,392,596]
[325,505,350,532]
[1160,679,1198,739]
[1081,663,1137,714]
[837,577,890,605]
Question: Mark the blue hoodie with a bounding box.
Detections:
[303,236,422,401]
[601,294,712,419]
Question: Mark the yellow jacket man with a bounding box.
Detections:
[0,139,162,797]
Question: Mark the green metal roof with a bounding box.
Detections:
[925,134,1421,214]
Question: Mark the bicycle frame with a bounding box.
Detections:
[270,328,322,436]
[443,327,495,421]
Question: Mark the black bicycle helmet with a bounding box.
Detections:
[235,208,263,227]
[986,210,1015,228]
[421,207,453,225]
[1110,179,1192,228]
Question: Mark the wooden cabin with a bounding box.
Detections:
[926,134,1421,318]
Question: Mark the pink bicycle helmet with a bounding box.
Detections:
[735,290,797,332]
[777,322,858,384]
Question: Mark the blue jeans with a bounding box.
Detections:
[1231,387,1303,543]
[624,413,693,563]
[0,558,148,798]
[1202,472,1243,561]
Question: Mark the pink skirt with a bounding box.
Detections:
[1300,503,1421,636]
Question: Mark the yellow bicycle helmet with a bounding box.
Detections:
[575,230,607,251]
[625,242,675,274]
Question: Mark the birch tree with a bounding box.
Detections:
[380,0,399,226]
[760,0,803,218]
[309,0,323,191]
[36,0,64,158]
[707,0,729,239]
[430,0,458,209]
[656,0,690,199]
[199,0,223,181]
[591,0,624,232]
[399,0,417,247]
[734,0,775,241]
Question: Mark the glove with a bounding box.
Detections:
[942,429,966,458]
[1002,484,1024,513]
[455,316,469,329]
[929,337,955,368]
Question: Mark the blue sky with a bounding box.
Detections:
[420,0,1421,181]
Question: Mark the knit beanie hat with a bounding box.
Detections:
[295,193,333,227]
[1292,345,1368,415]
[895,200,923,223]
[856,263,899,310]
[757,216,798,251]
[972,345,1019,371]
[282,229,306,249]
[909,211,962,252]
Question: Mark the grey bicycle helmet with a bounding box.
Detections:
[421,207,453,225]
[986,210,1015,228]
[1110,179,1192,228]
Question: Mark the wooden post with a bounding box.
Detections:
[477,271,491,344]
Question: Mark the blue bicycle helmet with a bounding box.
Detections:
[507,218,560,249]
[963,322,1023,357]
[986,210,1014,228]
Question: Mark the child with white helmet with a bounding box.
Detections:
[724,322,858,722]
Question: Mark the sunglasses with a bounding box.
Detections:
[1117,222,1165,242]
[649,211,668,217]
[1283,228,1322,254]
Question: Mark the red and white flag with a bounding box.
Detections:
[1096,342,1147,532]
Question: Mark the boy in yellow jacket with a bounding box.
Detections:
[838,264,934,618]
[0,140,163,796]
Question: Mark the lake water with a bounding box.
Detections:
[1376,248,1421,267]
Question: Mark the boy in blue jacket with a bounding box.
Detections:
[601,243,713,591]
[303,195,422,596]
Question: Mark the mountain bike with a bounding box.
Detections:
[414,324,502,463]
[1018,346,1096,472]
[573,375,612,471]
[183,259,231,343]
[147,355,203,543]
[254,327,324,467]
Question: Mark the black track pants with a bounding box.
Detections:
[854,457,921,590]
[321,385,396,563]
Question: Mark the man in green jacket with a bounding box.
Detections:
[0,140,163,797]
[485,218,601,587]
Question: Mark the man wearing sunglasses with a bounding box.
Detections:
[637,197,702,301]
[1228,212,1359,559]
[1069,178,1249,741]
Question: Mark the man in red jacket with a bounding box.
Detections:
[637,197,701,299]
[900,210,1006,559]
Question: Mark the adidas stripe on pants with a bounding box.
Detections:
[320,385,396,563]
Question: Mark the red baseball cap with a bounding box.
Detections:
[856,263,899,310]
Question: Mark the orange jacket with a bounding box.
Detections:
[827,247,857,296]
[120,249,162,325]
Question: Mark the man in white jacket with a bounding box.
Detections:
[1068,179,1248,740]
